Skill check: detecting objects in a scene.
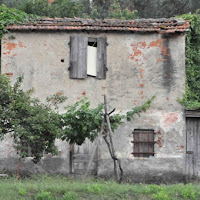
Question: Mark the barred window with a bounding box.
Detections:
[132,129,156,158]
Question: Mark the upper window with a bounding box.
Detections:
[69,35,107,79]
[132,129,156,158]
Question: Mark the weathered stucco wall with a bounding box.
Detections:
[1,31,186,182]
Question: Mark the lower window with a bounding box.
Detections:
[132,129,156,158]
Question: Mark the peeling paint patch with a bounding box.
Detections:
[162,46,171,57]
[56,92,63,95]
[157,130,164,148]
[148,39,165,48]
[129,42,147,65]
[139,68,144,72]
[133,100,140,105]
[5,72,13,77]
[163,113,179,126]
[139,84,144,87]
[6,42,17,51]
[4,42,26,57]
[157,58,167,62]
[3,52,11,55]
[18,42,26,48]
[43,41,47,46]
[82,91,86,96]
[176,145,184,153]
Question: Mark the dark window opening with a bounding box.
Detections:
[132,129,156,158]
[88,38,97,47]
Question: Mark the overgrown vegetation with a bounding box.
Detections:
[0,4,36,39]
[0,175,200,200]
[19,0,83,18]
[1,0,138,20]
[178,11,200,109]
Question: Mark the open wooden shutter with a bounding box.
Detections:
[96,37,107,79]
[70,35,88,79]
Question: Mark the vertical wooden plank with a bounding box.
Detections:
[138,133,143,157]
[70,35,87,79]
[190,119,195,178]
[186,118,195,181]
[142,132,148,158]
[134,131,139,157]
[197,119,200,179]
[97,37,107,79]
[194,119,198,177]
[149,132,154,157]
[194,118,200,178]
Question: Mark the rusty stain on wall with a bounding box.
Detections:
[157,130,164,148]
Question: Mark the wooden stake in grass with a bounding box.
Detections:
[103,95,123,183]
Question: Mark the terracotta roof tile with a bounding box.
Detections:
[6,18,190,33]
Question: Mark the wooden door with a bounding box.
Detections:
[186,117,200,181]
[70,139,98,176]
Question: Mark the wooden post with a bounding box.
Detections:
[103,95,123,182]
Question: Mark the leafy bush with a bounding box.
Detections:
[180,184,196,200]
[87,184,103,194]
[36,191,53,200]
[62,191,78,200]
[0,74,65,163]
[18,188,27,196]
[152,191,170,200]
[144,185,162,194]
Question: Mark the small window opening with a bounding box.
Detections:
[132,129,156,158]
[87,38,97,77]
[61,59,65,63]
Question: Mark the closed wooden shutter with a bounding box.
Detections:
[96,37,107,79]
[70,35,88,79]
[132,129,155,158]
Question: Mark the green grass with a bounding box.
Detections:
[0,175,200,200]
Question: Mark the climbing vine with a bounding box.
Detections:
[0,4,36,39]
[179,11,200,109]
[61,96,155,146]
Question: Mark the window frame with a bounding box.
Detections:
[69,34,107,80]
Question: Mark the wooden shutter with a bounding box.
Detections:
[132,130,155,158]
[96,37,107,79]
[70,35,88,79]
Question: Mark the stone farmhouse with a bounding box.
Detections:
[1,18,197,183]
